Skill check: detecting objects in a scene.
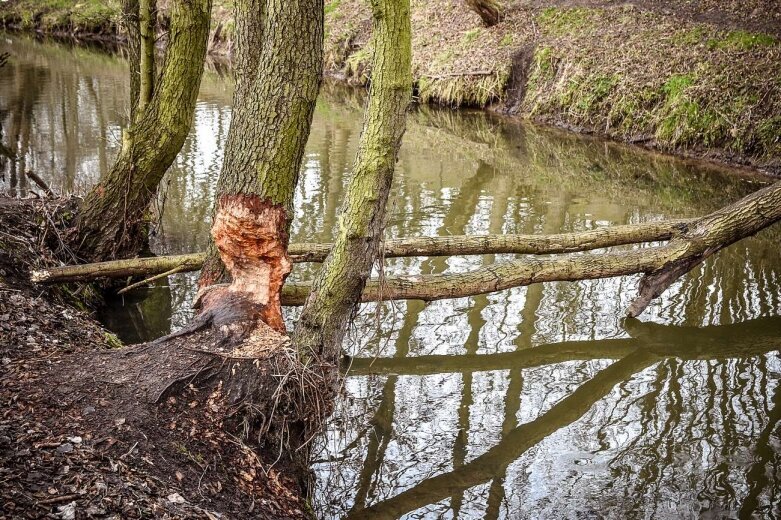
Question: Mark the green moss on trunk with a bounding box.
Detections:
[293,0,412,359]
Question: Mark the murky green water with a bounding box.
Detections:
[2,34,781,519]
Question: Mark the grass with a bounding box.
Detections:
[462,28,482,45]
[537,7,594,35]
[519,6,781,167]
[325,0,342,17]
[1,0,118,32]
[707,30,777,50]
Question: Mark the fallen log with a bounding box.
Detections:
[279,180,781,314]
[30,253,206,283]
[30,219,690,283]
[30,180,781,315]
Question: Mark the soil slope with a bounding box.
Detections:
[326,0,781,174]
[0,198,307,519]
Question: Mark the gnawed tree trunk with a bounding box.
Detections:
[292,0,413,357]
[46,1,413,507]
[196,0,324,332]
[465,0,502,27]
[72,0,211,261]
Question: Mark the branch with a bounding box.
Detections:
[31,219,689,283]
[279,180,781,309]
[280,245,671,305]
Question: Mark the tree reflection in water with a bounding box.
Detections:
[322,317,781,519]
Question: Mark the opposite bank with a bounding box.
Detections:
[1,0,780,174]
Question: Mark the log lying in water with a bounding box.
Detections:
[30,219,690,283]
[278,180,781,316]
[29,180,781,317]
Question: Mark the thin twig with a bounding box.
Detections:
[117,265,185,295]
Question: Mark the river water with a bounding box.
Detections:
[2,34,781,519]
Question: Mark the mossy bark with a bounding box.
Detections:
[137,0,156,113]
[292,0,412,358]
[73,0,212,261]
[119,0,141,119]
[32,219,691,284]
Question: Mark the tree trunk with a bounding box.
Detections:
[465,0,502,27]
[72,0,212,261]
[196,0,324,332]
[292,0,412,358]
[119,0,141,119]
[34,182,781,315]
[279,179,780,307]
[137,0,156,113]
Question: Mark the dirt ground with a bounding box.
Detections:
[0,198,308,519]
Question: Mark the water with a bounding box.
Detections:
[2,34,781,519]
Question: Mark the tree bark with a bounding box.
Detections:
[33,180,781,315]
[627,179,781,316]
[465,0,502,27]
[292,0,412,359]
[137,0,156,113]
[32,220,689,283]
[72,0,212,262]
[195,0,324,332]
[119,0,141,120]
[284,181,781,309]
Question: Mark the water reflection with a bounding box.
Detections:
[1,33,780,519]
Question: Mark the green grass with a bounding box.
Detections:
[537,7,594,35]
[325,0,342,17]
[707,30,777,50]
[462,28,481,45]
[662,74,695,98]
[1,0,117,31]
[103,331,123,349]
[671,26,706,46]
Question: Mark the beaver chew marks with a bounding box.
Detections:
[210,194,291,332]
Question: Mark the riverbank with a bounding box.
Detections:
[1,0,779,175]
[0,198,309,519]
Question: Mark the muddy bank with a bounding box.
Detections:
[327,0,781,175]
[1,0,779,175]
[0,198,308,519]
